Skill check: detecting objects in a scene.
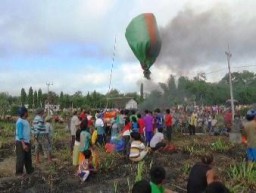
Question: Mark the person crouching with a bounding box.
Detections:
[77,149,95,183]
[129,132,149,162]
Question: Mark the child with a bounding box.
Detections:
[77,149,95,182]
[129,132,148,162]
[132,180,151,193]
[150,166,177,193]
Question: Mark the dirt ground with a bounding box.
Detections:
[0,126,255,193]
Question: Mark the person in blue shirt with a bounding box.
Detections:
[154,108,164,132]
[131,116,139,133]
[15,106,34,176]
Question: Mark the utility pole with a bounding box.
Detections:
[225,46,235,122]
[46,82,53,115]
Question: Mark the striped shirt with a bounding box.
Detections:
[32,115,47,135]
[129,140,145,158]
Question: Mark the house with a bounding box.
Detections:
[107,97,138,110]
[125,99,138,109]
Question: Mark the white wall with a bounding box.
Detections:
[125,99,137,109]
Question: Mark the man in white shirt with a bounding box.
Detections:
[70,111,80,153]
[95,113,106,145]
[150,128,166,151]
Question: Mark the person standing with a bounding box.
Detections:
[45,115,54,162]
[80,118,91,152]
[165,109,173,143]
[33,108,50,164]
[143,110,154,146]
[79,118,92,164]
[79,109,87,121]
[137,113,145,141]
[188,112,197,135]
[15,106,34,176]
[95,113,106,145]
[154,108,164,132]
[70,111,81,154]
[244,110,256,162]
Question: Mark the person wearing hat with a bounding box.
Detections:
[15,106,34,176]
[244,109,256,162]
[32,108,48,164]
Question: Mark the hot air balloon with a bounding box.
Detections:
[125,13,161,79]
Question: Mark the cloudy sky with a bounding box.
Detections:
[1,0,256,96]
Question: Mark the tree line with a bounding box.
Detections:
[139,70,256,110]
[0,70,255,117]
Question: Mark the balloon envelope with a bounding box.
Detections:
[125,13,161,79]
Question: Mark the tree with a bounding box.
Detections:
[47,91,58,104]
[20,88,27,106]
[28,87,33,109]
[106,89,121,98]
[72,91,84,108]
[59,91,64,109]
[38,89,42,107]
[219,71,256,104]
[63,94,71,108]
[34,90,38,108]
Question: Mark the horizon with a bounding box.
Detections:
[1,0,256,96]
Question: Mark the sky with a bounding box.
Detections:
[1,0,256,96]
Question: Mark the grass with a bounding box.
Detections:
[135,161,145,182]
[1,122,255,193]
[210,138,231,152]
[227,162,256,191]
[0,121,15,147]
[0,157,15,177]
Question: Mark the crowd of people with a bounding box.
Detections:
[14,105,256,192]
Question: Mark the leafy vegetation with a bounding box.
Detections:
[210,138,230,152]
[227,162,256,192]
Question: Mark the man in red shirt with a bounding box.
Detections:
[224,109,232,132]
[137,113,145,141]
[80,110,87,121]
[165,109,173,144]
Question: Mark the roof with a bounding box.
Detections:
[107,97,137,109]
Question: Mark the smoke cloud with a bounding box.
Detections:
[157,5,256,75]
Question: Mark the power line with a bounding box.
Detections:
[232,64,256,69]
[191,64,256,77]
